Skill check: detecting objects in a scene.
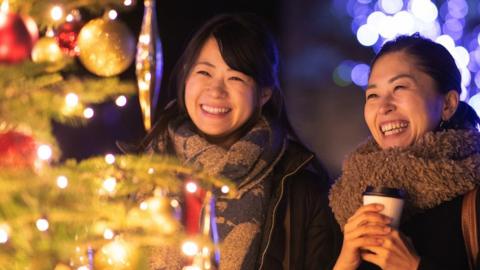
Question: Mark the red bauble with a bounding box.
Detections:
[0,131,37,168]
[0,12,33,63]
[56,21,83,56]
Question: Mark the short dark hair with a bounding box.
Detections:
[370,33,480,130]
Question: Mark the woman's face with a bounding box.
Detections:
[185,37,269,138]
[364,51,445,149]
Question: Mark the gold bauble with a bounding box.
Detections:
[31,37,64,63]
[77,18,135,77]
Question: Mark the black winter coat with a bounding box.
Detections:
[257,141,342,270]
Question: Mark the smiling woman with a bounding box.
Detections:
[330,34,480,270]
[129,13,341,270]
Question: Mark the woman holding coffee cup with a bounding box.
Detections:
[329,34,480,270]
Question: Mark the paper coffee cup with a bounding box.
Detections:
[363,186,405,228]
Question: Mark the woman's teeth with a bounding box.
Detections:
[381,122,408,136]
[201,104,231,114]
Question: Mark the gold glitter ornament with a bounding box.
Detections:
[77,18,135,77]
[31,37,64,63]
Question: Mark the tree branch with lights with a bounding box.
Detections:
[0,0,231,269]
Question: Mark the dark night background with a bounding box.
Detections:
[53,0,372,178]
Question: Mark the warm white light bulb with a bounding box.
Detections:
[83,107,94,119]
[65,93,79,108]
[108,9,118,20]
[0,223,10,244]
[50,6,63,21]
[170,199,179,208]
[182,241,199,256]
[185,182,197,193]
[56,175,68,189]
[115,95,127,107]
[124,0,133,6]
[37,144,52,161]
[102,177,117,194]
[103,228,115,239]
[104,154,115,164]
[36,218,49,231]
[221,185,230,194]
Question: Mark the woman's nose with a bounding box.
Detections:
[379,96,396,114]
[206,79,227,98]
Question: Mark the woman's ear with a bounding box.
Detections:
[442,90,460,121]
[260,88,272,107]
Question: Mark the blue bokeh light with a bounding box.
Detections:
[351,63,370,87]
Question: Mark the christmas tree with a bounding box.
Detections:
[0,0,233,269]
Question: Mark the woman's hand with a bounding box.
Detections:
[333,204,392,270]
[361,229,420,270]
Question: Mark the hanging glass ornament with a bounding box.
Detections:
[56,20,83,56]
[136,0,163,131]
[77,17,135,77]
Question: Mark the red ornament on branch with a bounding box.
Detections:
[0,12,34,63]
[56,20,83,56]
[0,130,37,168]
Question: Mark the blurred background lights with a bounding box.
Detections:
[50,6,63,21]
[185,182,197,193]
[351,63,370,87]
[108,9,118,20]
[103,228,115,240]
[221,185,230,194]
[56,175,68,189]
[37,144,52,160]
[36,218,49,231]
[105,153,115,164]
[182,241,199,256]
[115,95,128,107]
[65,93,79,107]
[83,107,94,119]
[410,0,438,23]
[380,0,403,14]
[0,224,10,244]
[102,177,117,194]
[124,0,133,6]
[357,24,379,46]
[468,93,480,115]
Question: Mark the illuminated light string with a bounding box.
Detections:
[336,0,480,116]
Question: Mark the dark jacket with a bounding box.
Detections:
[257,141,342,270]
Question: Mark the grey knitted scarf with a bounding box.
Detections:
[151,116,286,270]
[329,129,480,229]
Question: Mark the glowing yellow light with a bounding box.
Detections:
[182,241,199,256]
[36,218,49,231]
[139,201,148,210]
[65,93,79,107]
[144,72,151,81]
[0,223,10,244]
[186,182,198,193]
[148,167,155,174]
[101,239,130,265]
[66,14,74,22]
[102,177,117,194]
[115,95,127,107]
[170,199,179,208]
[83,107,94,119]
[108,9,118,20]
[1,0,8,13]
[103,228,115,240]
[221,185,230,194]
[139,34,151,44]
[45,27,55,37]
[50,5,63,21]
[124,0,133,6]
[56,175,68,189]
[104,153,115,164]
[37,144,53,161]
[77,266,90,270]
